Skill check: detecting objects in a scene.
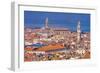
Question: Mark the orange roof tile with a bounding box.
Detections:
[25,48,33,51]
[35,44,64,52]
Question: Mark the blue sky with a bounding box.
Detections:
[24,11,90,32]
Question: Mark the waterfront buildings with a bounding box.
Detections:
[24,17,90,61]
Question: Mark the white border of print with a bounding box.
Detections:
[11,2,97,71]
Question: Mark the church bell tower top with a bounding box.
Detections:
[45,17,49,29]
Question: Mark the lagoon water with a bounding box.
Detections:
[24,11,90,32]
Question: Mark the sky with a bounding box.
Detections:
[24,11,90,32]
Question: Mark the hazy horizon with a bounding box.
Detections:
[24,11,90,32]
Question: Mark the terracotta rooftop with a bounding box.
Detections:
[35,44,65,52]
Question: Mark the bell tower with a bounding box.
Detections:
[77,21,81,49]
[45,17,49,29]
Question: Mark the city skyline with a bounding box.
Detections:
[24,11,90,32]
[24,11,90,61]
